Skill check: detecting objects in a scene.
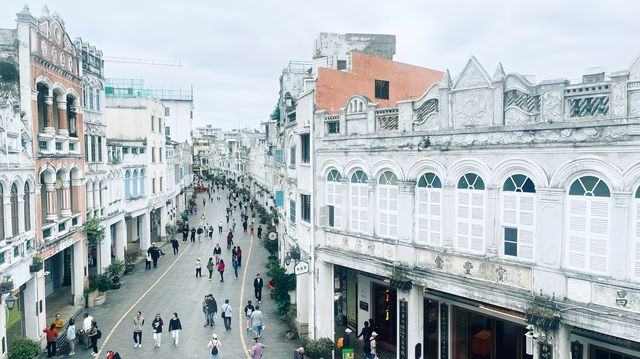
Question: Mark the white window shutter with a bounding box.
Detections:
[635,200,640,277]
[519,229,534,260]
[319,205,327,227]
[334,205,342,229]
[588,199,609,273]
[568,198,588,270]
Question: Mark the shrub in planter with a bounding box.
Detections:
[29,256,43,272]
[301,336,335,359]
[8,336,41,359]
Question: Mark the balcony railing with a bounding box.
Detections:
[42,212,83,243]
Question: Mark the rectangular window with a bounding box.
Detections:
[504,227,518,256]
[190,110,193,119]
[139,148,145,154]
[290,199,296,224]
[152,147,155,163]
[375,79,389,100]
[502,193,535,260]
[91,136,96,162]
[275,191,284,207]
[301,194,311,222]
[275,148,283,165]
[159,147,163,162]
[158,118,162,132]
[131,148,138,154]
[152,178,156,194]
[350,184,368,233]
[97,137,102,162]
[160,177,163,191]
[327,121,339,134]
[165,107,170,116]
[378,185,399,238]
[0,251,4,265]
[328,205,335,227]
[290,146,296,168]
[151,116,155,132]
[13,246,20,258]
[337,60,347,70]
[456,190,485,252]
[165,126,171,137]
[300,134,310,163]
[123,147,129,154]
[84,134,89,161]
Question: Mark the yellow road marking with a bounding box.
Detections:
[97,242,191,356]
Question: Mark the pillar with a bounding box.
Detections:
[367,182,376,236]
[72,240,85,306]
[296,272,310,326]
[86,135,92,162]
[610,191,631,280]
[57,101,68,135]
[140,211,151,250]
[45,182,57,221]
[2,193,11,236]
[99,223,112,273]
[22,274,41,338]
[17,194,25,233]
[86,183,94,214]
[485,185,501,255]
[398,181,416,243]
[160,205,168,239]
[44,95,54,132]
[312,260,334,339]
[60,180,71,217]
[115,219,126,261]
[399,284,424,359]
[442,184,456,247]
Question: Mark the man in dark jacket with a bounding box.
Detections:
[253,274,264,303]
[206,295,218,327]
[171,238,179,255]
[147,243,163,268]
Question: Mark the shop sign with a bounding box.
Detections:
[359,301,369,312]
[294,260,309,275]
[540,343,552,359]
[399,299,408,359]
[440,304,449,359]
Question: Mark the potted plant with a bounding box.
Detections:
[0,275,14,294]
[526,300,560,331]
[8,336,41,359]
[105,261,125,289]
[29,256,44,272]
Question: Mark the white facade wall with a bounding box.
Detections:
[163,99,193,145]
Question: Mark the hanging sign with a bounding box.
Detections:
[294,260,309,275]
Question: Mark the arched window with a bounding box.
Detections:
[634,187,640,278]
[350,170,368,233]
[502,174,536,260]
[95,88,100,111]
[325,170,343,228]
[89,87,94,110]
[124,170,131,199]
[140,169,145,195]
[132,170,139,197]
[10,183,19,237]
[378,171,398,238]
[416,172,442,246]
[456,173,485,252]
[567,176,610,273]
[0,184,4,240]
[24,183,31,231]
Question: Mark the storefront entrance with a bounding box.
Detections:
[452,306,532,359]
[423,298,439,359]
[589,345,639,359]
[372,284,397,351]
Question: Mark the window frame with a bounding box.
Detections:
[501,174,536,261]
[374,79,390,100]
[455,173,486,253]
[350,170,369,234]
[300,194,311,223]
[416,172,443,246]
[377,171,399,239]
[300,134,310,163]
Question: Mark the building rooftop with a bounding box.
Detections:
[105,78,193,101]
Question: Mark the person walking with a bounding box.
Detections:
[254,274,264,304]
[182,227,189,242]
[221,299,232,331]
[43,323,59,357]
[148,243,163,268]
[83,313,94,350]
[152,313,164,348]
[249,222,254,238]
[171,238,179,255]
[217,259,225,282]
[168,313,182,347]
[208,334,221,359]
[206,257,215,280]
[88,320,100,357]
[236,246,243,267]
[208,225,214,239]
[232,218,237,232]
[242,220,248,234]
[232,256,239,279]
[366,332,378,359]
[197,226,204,242]
[206,295,218,327]
[218,221,223,234]
[66,318,76,355]
[295,347,305,359]
[52,313,65,329]
[249,337,267,359]
[213,244,222,264]
[190,227,196,243]
[357,320,372,343]
[195,258,203,278]
[226,231,234,249]
[250,305,264,338]
[257,225,262,239]
[244,300,255,331]
[202,295,210,327]
[133,311,144,348]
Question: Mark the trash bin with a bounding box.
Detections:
[342,348,354,359]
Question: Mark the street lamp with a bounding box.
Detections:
[3,293,17,310]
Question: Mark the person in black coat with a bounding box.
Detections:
[171,238,179,255]
[147,243,163,268]
[190,228,196,243]
[168,312,182,347]
[182,228,188,242]
[253,274,264,303]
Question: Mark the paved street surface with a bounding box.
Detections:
[76,189,299,358]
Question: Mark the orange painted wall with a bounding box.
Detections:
[316,52,443,114]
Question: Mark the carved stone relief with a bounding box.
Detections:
[504,108,533,126]
[453,90,492,127]
[455,60,489,89]
[541,90,562,122]
[629,91,640,117]
[612,83,626,116]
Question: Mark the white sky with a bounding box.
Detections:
[2,0,639,130]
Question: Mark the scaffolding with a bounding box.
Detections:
[105,78,193,101]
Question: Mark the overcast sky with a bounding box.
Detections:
[2,0,639,130]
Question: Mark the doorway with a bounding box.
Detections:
[372,284,397,351]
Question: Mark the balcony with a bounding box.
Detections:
[37,132,81,157]
[41,213,83,244]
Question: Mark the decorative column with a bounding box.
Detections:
[610,191,631,280]
[367,181,376,236]
[140,211,151,250]
[44,95,54,133]
[22,273,42,338]
[57,101,68,135]
[312,260,334,339]
[86,183,94,214]
[441,184,456,247]
[160,205,168,239]
[397,180,416,243]
[485,185,501,255]
[340,179,349,230]
[45,182,57,221]
[17,194,25,233]
[60,180,72,217]
[115,219,127,261]
[86,135,92,162]
[398,284,424,359]
[99,223,112,274]
[2,193,11,235]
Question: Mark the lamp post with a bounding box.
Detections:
[3,293,17,310]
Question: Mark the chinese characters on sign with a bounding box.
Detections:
[399,299,408,359]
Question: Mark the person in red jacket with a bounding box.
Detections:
[43,323,59,357]
[218,259,226,282]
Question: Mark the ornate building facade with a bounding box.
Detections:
[309,55,640,358]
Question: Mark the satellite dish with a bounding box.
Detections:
[268,232,277,241]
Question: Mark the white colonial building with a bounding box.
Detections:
[307,56,640,359]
